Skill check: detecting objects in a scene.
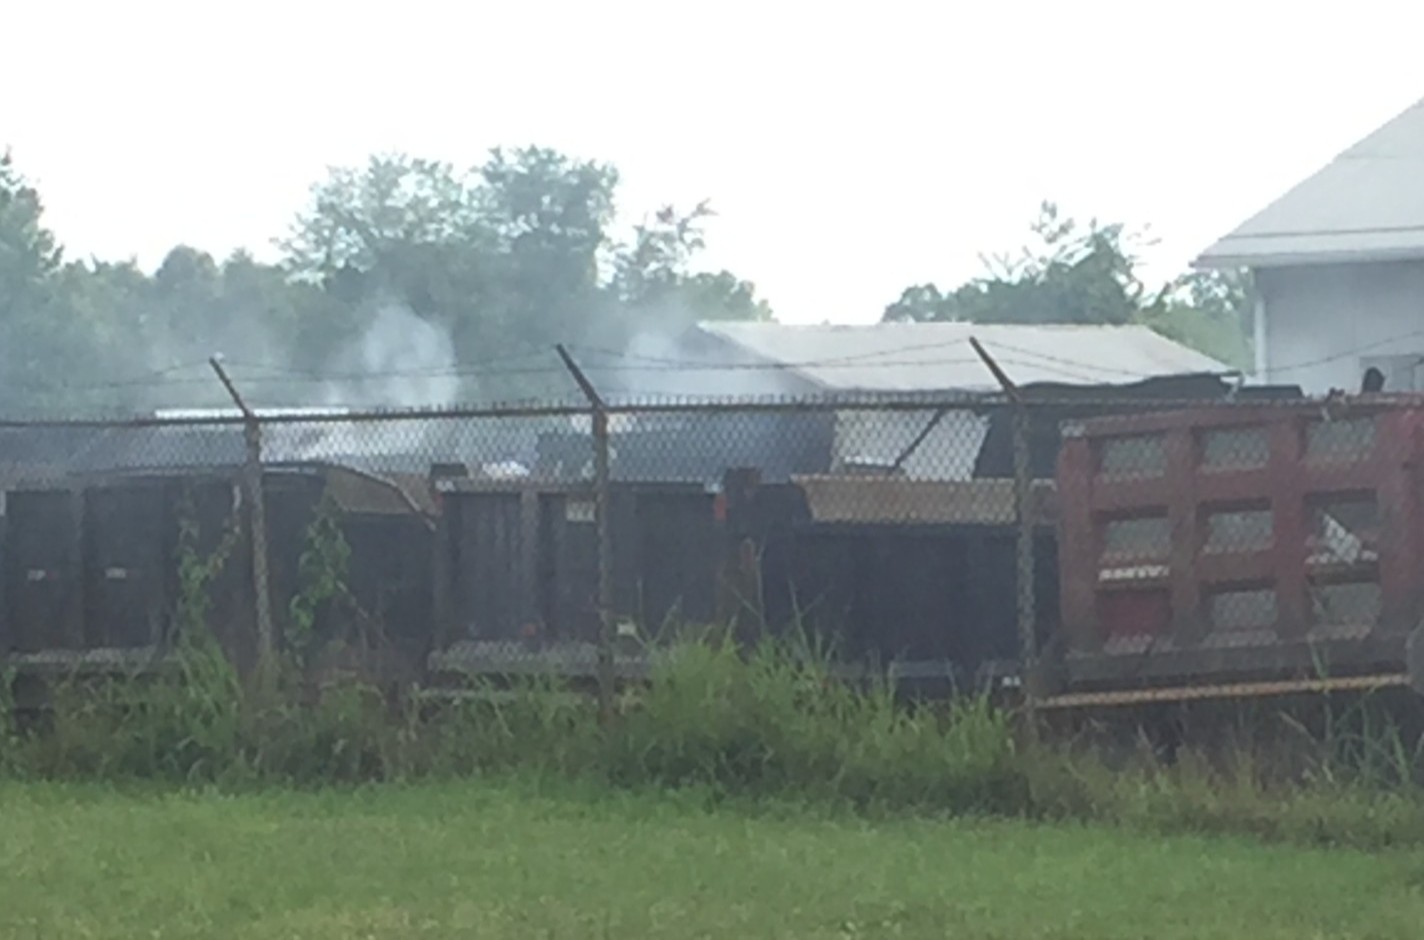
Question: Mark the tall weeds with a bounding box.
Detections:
[1,623,1019,813]
[10,529,1424,850]
[604,627,1020,811]
[11,636,1424,847]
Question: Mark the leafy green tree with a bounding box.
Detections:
[0,151,61,291]
[217,251,345,377]
[281,148,616,399]
[279,153,489,354]
[884,202,1146,326]
[55,257,162,407]
[614,201,772,325]
[281,154,478,280]
[476,146,620,353]
[3,140,780,415]
[1140,268,1253,369]
[281,150,771,401]
[0,151,98,411]
[673,270,773,323]
[150,246,222,353]
[882,201,1251,369]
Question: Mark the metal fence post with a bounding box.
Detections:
[555,345,616,721]
[244,416,276,675]
[210,358,275,679]
[591,407,615,718]
[969,338,1038,722]
[1011,401,1039,720]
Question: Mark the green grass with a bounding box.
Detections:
[3,780,1423,939]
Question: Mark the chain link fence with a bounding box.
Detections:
[1,389,1416,703]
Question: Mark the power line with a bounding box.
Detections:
[10,327,1293,398]
[1260,327,1424,376]
[14,351,1128,396]
[568,336,989,370]
[569,338,1219,384]
[583,351,1122,384]
[10,356,576,394]
[971,338,1227,381]
[27,320,1424,401]
[3,360,228,393]
[219,348,556,381]
[605,357,988,373]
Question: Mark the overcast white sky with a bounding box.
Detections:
[3,1,1421,325]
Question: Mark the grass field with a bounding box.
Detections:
[3,780,1422,939]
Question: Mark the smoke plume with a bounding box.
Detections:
[324,304,461,409]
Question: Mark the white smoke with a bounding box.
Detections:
[260,303,465,469]
[614,322,787,402]
[324,304,460,409]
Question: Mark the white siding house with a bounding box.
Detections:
[1195,96,1424,394]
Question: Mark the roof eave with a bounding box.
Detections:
[1193,245,1424,271]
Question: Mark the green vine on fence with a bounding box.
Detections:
[170,486,244,723]
[288,492,353,667]
[174,487,240,657]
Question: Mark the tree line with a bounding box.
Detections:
[882,202,1252,369]
[0,149,1248,416]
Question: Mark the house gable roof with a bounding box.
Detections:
[1196,96,1424,269]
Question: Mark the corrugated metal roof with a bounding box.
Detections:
[1196,96,1424,268]
[694,322,1227,392]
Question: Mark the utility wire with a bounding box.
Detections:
[34,323,1421,397]
[218,348,556,381]
[967,339,1215,381]
[568,335,992,369]
[1258,327,1424,376]
[25,351,1114,395]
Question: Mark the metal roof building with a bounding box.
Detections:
[1197,96,1424,269]
[604,322,1234,483]
[682,321,1229,394]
